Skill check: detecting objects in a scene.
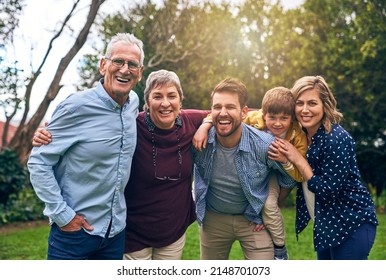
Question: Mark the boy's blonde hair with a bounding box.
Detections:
[261,87,295,118]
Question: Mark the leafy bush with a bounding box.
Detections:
[0,148,45,225]
[0,148,28,206]
[0,186,45,225]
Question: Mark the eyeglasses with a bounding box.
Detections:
[105,57,142,71]
[151,127,182,181]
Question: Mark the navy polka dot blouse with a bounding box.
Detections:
[295,124,378,251]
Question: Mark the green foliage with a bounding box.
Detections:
[0,148,28,205]
[0,0,25,46]
[0,63,24,119]
[300,0,386,195]
[0,148,44,225]
[82,0,255,109]
[0,187,45,225]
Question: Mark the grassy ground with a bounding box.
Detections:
[0,208,384,260]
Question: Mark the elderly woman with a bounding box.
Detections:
[33,69,210,260]
[270,75,378,260]
[123,70,209,259]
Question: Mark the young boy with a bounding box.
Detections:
[244,87,307,260]
[195,86,309,260]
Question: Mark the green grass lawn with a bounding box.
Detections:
[0,208,384,260]
[183,208,385,260]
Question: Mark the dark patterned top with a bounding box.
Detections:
[296,124,378,251]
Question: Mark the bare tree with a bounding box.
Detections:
[4,0,105,164]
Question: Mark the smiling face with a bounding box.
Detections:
[100,41,144,105]
[211,91,248,148]
[147,84,182,129]
[295,88,324,136]
[264,112,293,138]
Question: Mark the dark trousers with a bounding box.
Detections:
[47,223,125,260]
[317,223,376,260]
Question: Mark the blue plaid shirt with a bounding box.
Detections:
[193,123,297,225]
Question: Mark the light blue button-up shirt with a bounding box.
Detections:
[28,80,138,238]
[193,123,297,225]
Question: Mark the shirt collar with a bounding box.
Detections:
[98,78,131,110]
[311,125,326,141]
[207,123,251,152]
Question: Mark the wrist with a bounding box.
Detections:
[281,161,294,171]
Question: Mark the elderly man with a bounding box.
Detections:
[28,33,144,260]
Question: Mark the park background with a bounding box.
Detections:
[0,0,385,260]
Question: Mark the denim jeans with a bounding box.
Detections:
[47,223,125,260]
[317,222,376,260]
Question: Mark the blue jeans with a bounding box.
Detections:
[47,223,125,260]
[317,223,376,260]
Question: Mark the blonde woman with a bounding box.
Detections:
[270,76,378,260]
